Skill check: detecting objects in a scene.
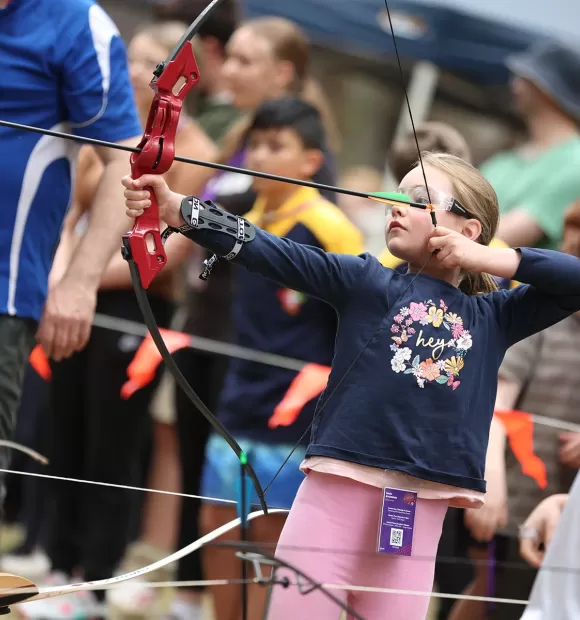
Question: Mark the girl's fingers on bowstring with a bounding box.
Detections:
[428,234,448,253]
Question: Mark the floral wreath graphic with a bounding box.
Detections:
[390,299,472,389]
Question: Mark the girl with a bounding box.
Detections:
[169,17,342,620]
[122,151,580,620]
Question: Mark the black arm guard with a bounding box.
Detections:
[176,195,256,281]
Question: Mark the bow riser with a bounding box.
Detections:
[124,42,201,288]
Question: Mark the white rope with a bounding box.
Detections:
[92,312,305,372]
[90,312,580,433]
[0,468,235,505]
[51,578,529,606]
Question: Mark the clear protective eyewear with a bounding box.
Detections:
[369,187,475,220]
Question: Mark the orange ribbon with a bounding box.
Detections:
[268,363,331,428]
[120,329,191,399]
[494,409,548,489]
[29,345,52,381]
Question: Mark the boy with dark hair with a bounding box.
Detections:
[195,96,363,618]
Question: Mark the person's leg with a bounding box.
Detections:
[0,316,36,505]
[351,496,447,620]
[445,510,492,620]
[267,472,360,618]
[269,472,448,620]
[200,435,306,620]
[435,508,476,620]
[0,364,52,577]
[172,350,217,615]
[44,351,87,578]
[80,292,170,584]
[139,420,182,552]
[489,535,538,620]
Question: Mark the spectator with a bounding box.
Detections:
[481,40,580,250]
[389,122,472,185]
[15,19,217,620]
[151,0,242,142]
[0,0,140,539]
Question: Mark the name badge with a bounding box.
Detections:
[377,487,417,556]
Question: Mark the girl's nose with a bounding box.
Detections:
[390,203,405,218]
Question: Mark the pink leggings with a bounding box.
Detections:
[267,471,448,620]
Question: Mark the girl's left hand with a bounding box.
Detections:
[428,227,485,271]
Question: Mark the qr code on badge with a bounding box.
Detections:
[390,528,403,547]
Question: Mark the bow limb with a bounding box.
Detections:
[0,440,48,465]
[2,509,287,607]
[126,261,268,515]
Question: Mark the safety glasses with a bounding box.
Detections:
[369,188,475,220]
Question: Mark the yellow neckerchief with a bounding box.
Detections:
[246,186,325,235]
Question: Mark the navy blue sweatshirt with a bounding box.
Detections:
[183,224,580,491]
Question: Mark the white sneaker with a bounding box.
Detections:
[16,572,104,619]
[0,550,51,581]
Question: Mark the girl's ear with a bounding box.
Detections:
[461,218,482,242]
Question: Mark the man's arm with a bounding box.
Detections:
[64,137,138,288]
[37,137,139,360]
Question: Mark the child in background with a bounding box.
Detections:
[123,146,580,619]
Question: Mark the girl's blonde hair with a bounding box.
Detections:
[219,17,341,160]
[420,151,500,296]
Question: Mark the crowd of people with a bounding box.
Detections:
[1,0,580,619]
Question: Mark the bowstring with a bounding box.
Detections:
[263,0,437,496]
[382,0,435,212]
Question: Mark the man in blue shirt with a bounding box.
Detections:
[0,0,141,497]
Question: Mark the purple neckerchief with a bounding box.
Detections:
[201,149,246,202]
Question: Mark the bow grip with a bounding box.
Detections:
[122,42,201,288]
[122,183,166,289]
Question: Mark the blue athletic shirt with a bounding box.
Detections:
[0,0,141,321]
[183,223,580,492]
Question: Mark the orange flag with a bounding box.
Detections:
[29,345,52,381]
[268,364,331,429]
[494,409,548,489]
[121,329,191,399]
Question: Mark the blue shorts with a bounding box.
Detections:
[200,434,307,510]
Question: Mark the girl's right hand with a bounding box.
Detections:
[122,174,185,229]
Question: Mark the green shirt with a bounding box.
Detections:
[480,136,580,250]
[196,96,242,145]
